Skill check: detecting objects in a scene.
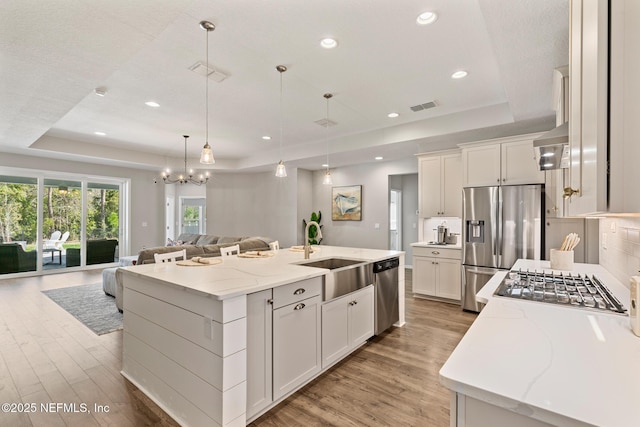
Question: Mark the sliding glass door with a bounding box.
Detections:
[0,169,128,276]
[0,175,38,274]
[42,179,81,271]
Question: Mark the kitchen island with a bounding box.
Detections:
[440,259,640,427]
[118,246,404,427]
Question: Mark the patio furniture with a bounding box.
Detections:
[42,248,62,264]
[66,239,118,267]
[43,231,61,250]
[0,243,37,274]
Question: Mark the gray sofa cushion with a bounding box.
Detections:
[195,235,219,245]
[217,236,245,244]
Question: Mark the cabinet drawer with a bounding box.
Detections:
[273,277,322,309]
[413,246,461,260]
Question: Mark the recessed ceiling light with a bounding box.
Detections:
[387,112,399,118]
[320,38,338,49]
[94,87,107,97]
[375,156,383,161]
[322,163,329,168]
[451,70,468,79]
[416,11,438,25]
[262,136,271,140]
[145,101,160,108]
[541,152,555,157]
[543,163,554,168]
[94,131,106,136]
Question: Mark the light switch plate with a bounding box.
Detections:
[602,232,608,249]
[611,221,617,233]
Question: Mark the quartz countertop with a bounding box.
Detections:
[411,241,461,249]
[439,259,640,426]
[119,246,403,300]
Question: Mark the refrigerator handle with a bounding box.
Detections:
[496,187,503,261]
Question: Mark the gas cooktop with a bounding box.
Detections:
[494,269,627,315]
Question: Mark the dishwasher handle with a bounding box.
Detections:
[373,257,400,274]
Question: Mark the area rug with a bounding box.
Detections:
[42,283,123,335]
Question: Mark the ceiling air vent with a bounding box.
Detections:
[314,118,337,127]
[410,100,438,112]
[189,61,228,83]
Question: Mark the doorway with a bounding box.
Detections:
[390,189,402,251]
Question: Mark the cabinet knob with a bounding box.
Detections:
[432,251,440,255]
[294,303,306,311]
[267,298,273,305]
[502,178,506,182]
[563,187,580,199]
[293,288,306,295]
[497,179,500,182]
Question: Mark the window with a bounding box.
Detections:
[0,169,128,276]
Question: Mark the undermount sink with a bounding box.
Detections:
[297,257,365,270]
[296,257,372,301]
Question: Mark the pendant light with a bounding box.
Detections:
[199,20,215,165]
[275,65,287,177]
[322,93,333,185]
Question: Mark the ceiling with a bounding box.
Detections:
[0,0,569,174]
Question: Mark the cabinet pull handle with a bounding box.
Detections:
[293,288,306,295]
[353,301,358,305]
[267,299,273,305]
[432,251,440,255]
[294,303,306,310]
[563,187,580,199]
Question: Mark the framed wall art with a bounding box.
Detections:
[331,185,362,221]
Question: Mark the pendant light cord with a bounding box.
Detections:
[279,69,283,160]
[205,28,209,145]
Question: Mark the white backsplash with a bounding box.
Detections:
[599,217,640,288]
[421,217,462,242]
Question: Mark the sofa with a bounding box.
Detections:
[67,238,119,267]
[0,243,37,274]
[107,235,273,312]
[136,235,272,265]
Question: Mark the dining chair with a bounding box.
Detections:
[220,244,240,257]
[154,249,187,263]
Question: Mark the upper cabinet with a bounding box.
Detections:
[460,135,545,188]
[567,0,640,214]
[417,150,462,218]
[566,0,609,215]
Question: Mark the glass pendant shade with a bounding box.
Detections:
[323,170,332,185]
[275,160,287,177]
[200,142,214,164]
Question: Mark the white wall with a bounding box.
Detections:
[206,169,300,247]
[311,158,418,250]
[0,153,165,255]
[389,173,419,264]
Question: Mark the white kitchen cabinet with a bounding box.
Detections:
[412,246,461,302]
[566,0,609,215]
[461,136,544,188]
[272,294,321,400]
[246,289,273,419]
[417,150,462,218]
[321,285,374,369]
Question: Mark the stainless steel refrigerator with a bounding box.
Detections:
[462,185,544,312]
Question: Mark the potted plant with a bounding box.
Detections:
[302,211,323,245]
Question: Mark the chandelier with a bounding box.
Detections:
[161,135,209,185]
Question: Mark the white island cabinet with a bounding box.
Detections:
[119,246,404,427]
[440,260,639,427]
[321,285,374,369]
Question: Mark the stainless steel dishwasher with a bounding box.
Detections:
[373,257,400,334]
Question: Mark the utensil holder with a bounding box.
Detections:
[550,249,574,271]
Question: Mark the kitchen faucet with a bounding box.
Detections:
[304,221,322,259]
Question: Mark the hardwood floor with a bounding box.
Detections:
[0,269,476,426]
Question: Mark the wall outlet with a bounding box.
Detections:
[142,221,148,227]
[602,232,608,249]
[374,223,380,229]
